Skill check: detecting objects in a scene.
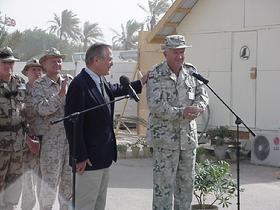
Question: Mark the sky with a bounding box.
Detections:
[0,0,153,44]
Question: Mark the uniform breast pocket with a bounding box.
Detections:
[0,100,10,117]
[161,83,177,102]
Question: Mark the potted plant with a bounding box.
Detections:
[117,143,128,159]
[130,142,141,158]
[206,126,235,160]
[139,140,152,158]
[196,146,207,163]
[227,141,250,162]
[142,144,152,158]
[192,159,237,210]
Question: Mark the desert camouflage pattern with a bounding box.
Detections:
[0,150,23,210]
[21,150,40,210]
[146,61,209,210]
[32,74,72,209]
[152,147,196,210]
[21,83,41,210]
[0,75,26,209]
[0,75,26,151]
[161,34,191,50]
[146,61,209,150]
[22,83,39,137]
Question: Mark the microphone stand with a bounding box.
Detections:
[199,77,255,210]
[50,95,130,210]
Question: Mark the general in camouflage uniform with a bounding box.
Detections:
[32,48,72,210]
[0,47,26,210]
[20,59,42,210]
[146,35,209,210]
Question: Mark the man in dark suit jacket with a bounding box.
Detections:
[64,43,147,210]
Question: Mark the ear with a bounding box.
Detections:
[89,56,97,65]
[94,56,100,63]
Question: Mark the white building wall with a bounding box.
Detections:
[245,0,280,27]
[175,0,280,131]
[256,28,280,130]
[179,0,244,32]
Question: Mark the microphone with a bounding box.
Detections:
[119,76,140,102]
[191,72,209,84]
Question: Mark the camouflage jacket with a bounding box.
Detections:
[146,61,209,150]
[22,83,37,136]
[0,75,27,151]
[32,74,71,137]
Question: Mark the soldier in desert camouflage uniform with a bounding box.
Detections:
[20,58,42,210]
[32,48,72,210]
[0,47,31,210]
[146,35,209,210]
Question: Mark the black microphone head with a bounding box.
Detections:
[119,75,130,86]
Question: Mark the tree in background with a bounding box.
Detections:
[111,19,143,50]
[80,21,104,51]
[17,28,59,60]
[48,9,80,42]
[3,30,22,52]
[137,0,171,30]
[13,28,80,61]
[0,26,8,48]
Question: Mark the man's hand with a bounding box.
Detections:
[26,136,40,155]
[139,71,150,85]
[76,159,92,174]
[183,106,203,120]
[58,76,68,97]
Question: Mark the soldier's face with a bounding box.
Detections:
[42,57,62,76]
[0,60,14,79]
[26,66,42,82]
[164,48,185,70]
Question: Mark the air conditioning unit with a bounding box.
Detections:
[251,131,280,167]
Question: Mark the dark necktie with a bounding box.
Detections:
[100,77,105,96]
[99,77,111,114]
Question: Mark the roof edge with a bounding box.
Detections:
[147,0,196,43]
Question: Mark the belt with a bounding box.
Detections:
[0,123,23,132]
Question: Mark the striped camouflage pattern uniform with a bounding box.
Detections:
[32,75,72,210]
[0,75,26,209]
[146,61,209,210]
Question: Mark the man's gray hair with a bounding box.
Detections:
[85,43,112,66]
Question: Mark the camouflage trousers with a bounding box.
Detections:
[21,150,41,210]
[38,136,72,210]
[152,147,196,210]
[0,150,23,210]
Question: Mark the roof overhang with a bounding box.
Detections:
[147,0,199,43]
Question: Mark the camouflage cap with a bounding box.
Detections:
[161,35,192,50]
[39,47,66,64]
[21,58,42,76]
[0,47,19,62]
